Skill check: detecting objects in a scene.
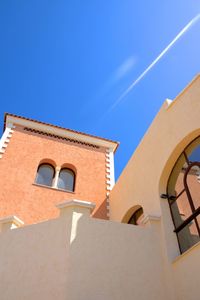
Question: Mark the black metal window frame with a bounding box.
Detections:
[167,136,200,254]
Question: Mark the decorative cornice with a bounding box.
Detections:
[0,215,24,233]
[56,199,96,213]
[4,113,119,153]
[23,127,100,149]
[140,214,161,225]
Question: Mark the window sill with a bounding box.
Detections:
[172,241,200,264]
[32,183,75,194]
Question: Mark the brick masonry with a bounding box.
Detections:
[0,124,110,224]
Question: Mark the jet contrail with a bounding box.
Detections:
[110,14,200,110]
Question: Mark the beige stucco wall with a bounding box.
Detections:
[0,202,169,300]
[172,242,200,300]
[0,76,199,300]
[109,74,200,299]
[109,75,200,224]
[0,216,71,300]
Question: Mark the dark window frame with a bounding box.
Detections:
[167,136,200,254]
[35,163,55,187]
[57,168,75,192]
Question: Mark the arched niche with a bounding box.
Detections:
[121,205,144,225]
[38,158,57,169]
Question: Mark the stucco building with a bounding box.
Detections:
[0,74,200,300]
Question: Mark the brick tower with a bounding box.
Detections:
[0,113,118,224]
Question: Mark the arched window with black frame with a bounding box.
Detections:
[167,136,200,254]
[57,168,75,192]
[35,163,55,187]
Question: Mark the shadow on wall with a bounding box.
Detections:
[92,198,108,220]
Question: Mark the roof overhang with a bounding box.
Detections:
[4,113,119,153]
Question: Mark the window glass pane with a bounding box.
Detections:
[57,169,74,191]
[187,139,200,162]
[177,219,200,253]
[171,192,193,228]
[185,167,200,210]
[168,136,200,253]
[174,171,185,196]
[168,154,187,196]
[36,164,54,186]
[197,214,200,228]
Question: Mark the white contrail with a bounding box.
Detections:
[110,14,200,110]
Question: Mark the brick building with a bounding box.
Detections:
[0,113,118,224]
[0,75,200,300]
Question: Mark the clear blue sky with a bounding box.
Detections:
[0,1,200,179]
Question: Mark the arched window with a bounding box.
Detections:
[35,163,55,187]
[57,168,75,192]
[167,136,200,253]
[128,207,144,225]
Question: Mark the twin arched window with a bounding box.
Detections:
[35,163,75,192]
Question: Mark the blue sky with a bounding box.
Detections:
[0,1,200,179]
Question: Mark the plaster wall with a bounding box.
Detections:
[0,217,71,300]
[109,75,200,223]
[172,242,200,300]
[109,75,200,299]
[0,125,108,223]
[0,207,168,300]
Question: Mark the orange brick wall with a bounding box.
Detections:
[0,125,108,224]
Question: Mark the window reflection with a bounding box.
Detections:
[57,168,75,191]
[167,136,200,253]
[35,164,55,187]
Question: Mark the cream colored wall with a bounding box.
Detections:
[0,202,169,300]
[109,74,200,299]
[1,76,199,300]
[0,215,72,300]
[109,75,200,257]
[172,242,200,300]
[110,75,200,223]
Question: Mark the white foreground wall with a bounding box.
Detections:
[0,201,168,300]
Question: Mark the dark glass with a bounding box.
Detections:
[57,169,74,191]
[35,164,54,187]
[171,191,193,228]
[177,220,200,253]
[185,166,200,210]
[188,144,200,162]
[167,136,200,253]
[128,207,143,225]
